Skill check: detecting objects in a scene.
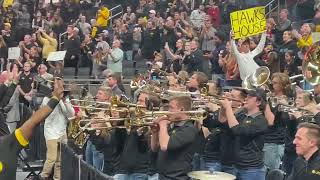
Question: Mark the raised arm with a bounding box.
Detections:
[19,79,64,141]
[251,32,267,56]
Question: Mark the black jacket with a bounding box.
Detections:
[184,49,203,74]
[0,83,17,136]
[288,150,320,180]
[63,36,81,59]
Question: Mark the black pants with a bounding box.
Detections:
[0,112,10,136]
[64,55,81,77]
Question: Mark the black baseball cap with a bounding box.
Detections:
[245,88,267,102]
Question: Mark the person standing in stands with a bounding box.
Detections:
[106,39,124,74]
[183,40,203,74]
[17,62,34,107]
[106,73,125,98]
[230,31,267,80]
[40,83,74,180]
[114,90,161,179]
[0,66,20,135]
[263,73,291,170]
[220,88,268,180]
[63,25,81,77]
[203,88,246,175]
[151,96,199,179]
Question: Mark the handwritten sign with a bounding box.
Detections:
[230,7,266,39]
[47,51,67,62]
[8,47,21,60]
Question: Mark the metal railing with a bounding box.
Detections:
[108,4,123,28]
[265,0,280,21]
[58,4,123,50]
[58,31,68,50]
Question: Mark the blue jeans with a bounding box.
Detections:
[113,173,148,180]
[148,173,159,180]
[85,140,104,171]
[235,167,266,180]
[263,143,284,170]
[192,153,205,170]
[125,50,133,61]
[204,161,222,172]
[222,165,237,176]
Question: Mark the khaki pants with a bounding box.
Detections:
[41,136,67,180]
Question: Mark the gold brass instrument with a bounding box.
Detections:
[67,116,90,149]
[277,103,314,116]
[242,66,270,90]
[143,110,208,121]
[164,90,201,96]
[71,97,144,110]
[75,109,209,131]
[302,42,320,85]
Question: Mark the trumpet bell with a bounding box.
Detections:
[250,66,270,87]
[242,75,254,90]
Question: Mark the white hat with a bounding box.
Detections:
[149,10,156,14]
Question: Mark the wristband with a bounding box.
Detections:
[47,97,60,109]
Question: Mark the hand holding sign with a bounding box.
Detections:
[230,7,266,39]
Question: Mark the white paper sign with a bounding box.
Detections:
[8,47,21,60]
[47,51,67,61]
[312,32,320,43]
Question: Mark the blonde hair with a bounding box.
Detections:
[169,96,192,111]
[271,73,291,95]
[98,86,112,97]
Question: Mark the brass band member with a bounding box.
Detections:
[90,108,127,176]
[186,71,208,93]
[85,86,112,171]
[283,91,320,174]
[202,88,246,174]
[115,90,161,179]
[289,123,320,180]
[220,88,268,180]
[263,73,291,170]
[151,96,199,179]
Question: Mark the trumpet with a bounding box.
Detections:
[71,99,111,105]
[76,117,156,131]
[277,104,314,116]
[164,90,200,96]
[143,110,208,121]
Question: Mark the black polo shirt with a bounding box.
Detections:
[231,112,268,169]
[0,128,29,180]
[156,120,199,180]
[19,72,34,94]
